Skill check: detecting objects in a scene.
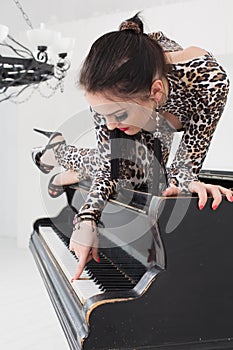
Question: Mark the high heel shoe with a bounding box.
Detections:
[48,170,79,198]
[31,128,65,174]
[48,174,67,198]
[48,173,79,198]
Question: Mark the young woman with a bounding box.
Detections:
[32,14,233,281]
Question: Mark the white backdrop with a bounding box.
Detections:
[0,0,232,245]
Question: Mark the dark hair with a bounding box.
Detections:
[79,13,168,100]
[119,12,144,33]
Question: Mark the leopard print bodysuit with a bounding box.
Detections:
[55,32,230,218]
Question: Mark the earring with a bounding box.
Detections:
[152,102,161,138]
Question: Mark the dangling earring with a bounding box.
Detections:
[152,102,161,138]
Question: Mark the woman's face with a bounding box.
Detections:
[85,91,157,135]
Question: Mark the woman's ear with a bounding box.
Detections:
[150,79,164,103]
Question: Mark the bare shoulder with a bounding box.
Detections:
[183,46,208,58]
[166,46,208,64]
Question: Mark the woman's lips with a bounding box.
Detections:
[118,127,129,131]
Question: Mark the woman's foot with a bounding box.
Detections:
[32,129,65,174]
[40,134,65,167]
[48,170,79,198]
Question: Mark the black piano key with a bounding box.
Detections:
[52,225,147,292]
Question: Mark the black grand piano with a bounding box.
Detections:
[30,170,233,350]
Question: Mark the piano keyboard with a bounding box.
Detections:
[39,226,105,304]
[39,223,147,303]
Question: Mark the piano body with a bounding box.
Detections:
[30,171,233,350]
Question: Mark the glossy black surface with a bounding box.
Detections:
[199,169,233,188]
[30,173,233,350]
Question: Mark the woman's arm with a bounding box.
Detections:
[70,112,117,281]
[164,56,232,207]
[77,112,117,215]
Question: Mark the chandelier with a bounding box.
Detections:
[0,0,75,103]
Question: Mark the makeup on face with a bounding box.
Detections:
[113,111,128,122]
[86,92,156,135]
[118,127,129,132]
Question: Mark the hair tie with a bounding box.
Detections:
[119,21,141,34]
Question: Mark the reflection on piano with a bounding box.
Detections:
[30,176,233,350]
[199,169,233,189]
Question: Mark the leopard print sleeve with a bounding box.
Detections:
[78,113,117,218]
[166,54,230,192]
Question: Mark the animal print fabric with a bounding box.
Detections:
[54,32,230,218]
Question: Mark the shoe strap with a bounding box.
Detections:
[48,183,64,192]
[45,140,65,151]
[40,162,54,172]
[35,153,54,172]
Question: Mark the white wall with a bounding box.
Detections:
[0,0,232,245]
[0,102,18,237]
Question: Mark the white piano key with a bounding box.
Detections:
[72,280,104,304]
[39,226,104,303]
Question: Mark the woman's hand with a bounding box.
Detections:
[188,181,233,210]
[162,181,233,210]
[69,220,100,282]
[162,185,180,197]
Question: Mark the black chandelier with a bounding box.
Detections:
[0,1,75,103]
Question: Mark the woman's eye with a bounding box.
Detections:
[115,112,128,122]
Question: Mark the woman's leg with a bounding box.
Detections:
[48,146,100,197]
[54,144,99,174]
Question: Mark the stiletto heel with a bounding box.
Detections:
[32,128,65,174]
[33,128,62,139]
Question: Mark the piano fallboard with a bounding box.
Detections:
[199,169,233,188]
[30,184,233,350]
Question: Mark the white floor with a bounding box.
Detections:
[0,236,70,350]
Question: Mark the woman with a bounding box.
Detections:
[32,14,233,281]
